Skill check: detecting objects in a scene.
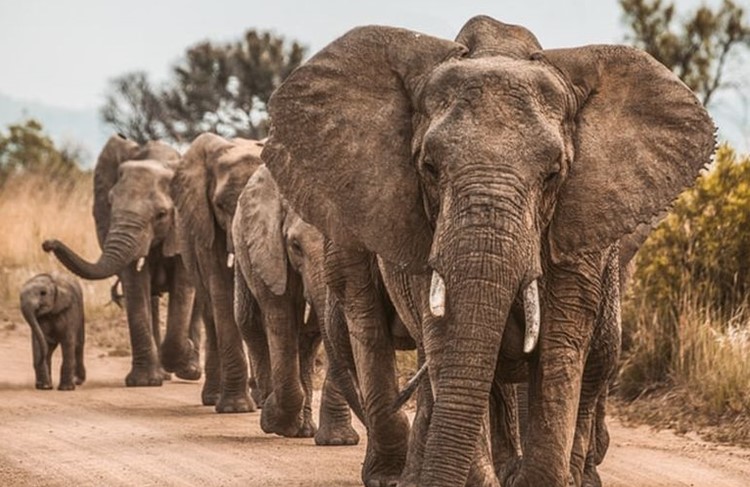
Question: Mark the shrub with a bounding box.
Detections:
[620,144,750,420]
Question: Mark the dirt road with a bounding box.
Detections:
[2,324,750,486]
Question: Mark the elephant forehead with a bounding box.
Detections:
[423,57,570,118]
[119,160,174,180]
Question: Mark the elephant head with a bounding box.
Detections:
[262,16,715,486]
[20,273,77,364]
[43,135,181,280]
[233,165,326,312]
[172,133,264,271]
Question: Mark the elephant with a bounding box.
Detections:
[261,15,715,487]
[19,272,86,391]
[43,135,200,387]
[172,133,263,412]
[232,164,361,444]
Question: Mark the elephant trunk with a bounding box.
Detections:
[421,222,526,486]
[20,298,49,363]
[44,219,149,280]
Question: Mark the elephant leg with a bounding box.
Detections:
[297,321,321,438]
[325,244,408,487]
[491,381,522,481]
[257,282,306,436]
[32,334,52,390]
[201,308,222,406]
[58,336,77,391]
[207,270,254,413]
[151,296,171,381]
[506,266,600,487]
[120,267,162,387]
[75,326,86,386]
[399,347,429,486]
[234,269,271,408]
[315,364,359,446]
[571,253,621,487]
[161,263,201,381]
[582,392,610,487]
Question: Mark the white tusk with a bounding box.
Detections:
[136,257,146,272]
[429,271,446,317]
[523,279,540,353]
[227,252,235,268]
[304,302,311,323]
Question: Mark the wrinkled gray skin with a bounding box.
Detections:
[172,133,263,413]
[262,16,715,487]
[20,273,85,391]
[232,165,360,444]
[43,135,200,387]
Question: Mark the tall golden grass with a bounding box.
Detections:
[0,173,122,332]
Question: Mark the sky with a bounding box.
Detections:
[0,0,748,153]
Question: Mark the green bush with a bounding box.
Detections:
[620,144,750,416]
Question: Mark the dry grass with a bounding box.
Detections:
[618,288,750,445]
[0,173,126,350]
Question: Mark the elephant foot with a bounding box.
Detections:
[315,421,359,446]
[160,368,172,381]
[35,381,53,390]
[58,382,75,391]
[250,382,266,408]
[75,374,85,386]
[161,341,201,381]
[201,383,221,406]
[361,441,406,487]
[215,391,257,414]
[260,392,306,437]
[581,467,602,487]
[125,366,163,387]
[503,462,560,487]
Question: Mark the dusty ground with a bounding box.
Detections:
[2,323,750,486]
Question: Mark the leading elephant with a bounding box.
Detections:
[262,16,714,487]
[43,135,200,387]
[172,133,263,412]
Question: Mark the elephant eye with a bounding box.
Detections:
[156,209,169,220]
[290,239,303,256]
[422,156,439,180]
[40,290,47,297]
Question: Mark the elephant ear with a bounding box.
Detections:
[543,45,715,263]
[173,133,231,250]
[50,273,76,314]
[234,165,287,295]
[263,26,466,272]
[455,15,541,59]
[93,135,140,248]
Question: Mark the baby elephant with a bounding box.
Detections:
[19,273,86,390]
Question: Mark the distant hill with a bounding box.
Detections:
[0,92,110,168]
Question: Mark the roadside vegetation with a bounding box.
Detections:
[0,120,126,352]
[619,145,750,445]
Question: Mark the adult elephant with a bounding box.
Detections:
[262,16,714,487]
[43,135,200,387]
[172,133,263,412]
[232,164,362,443]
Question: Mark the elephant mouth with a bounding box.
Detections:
[428,269,541,353]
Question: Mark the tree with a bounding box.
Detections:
[0,119,81,185]
[101,30,306,144]
[621,0,750,106]
[100,72,174,144]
